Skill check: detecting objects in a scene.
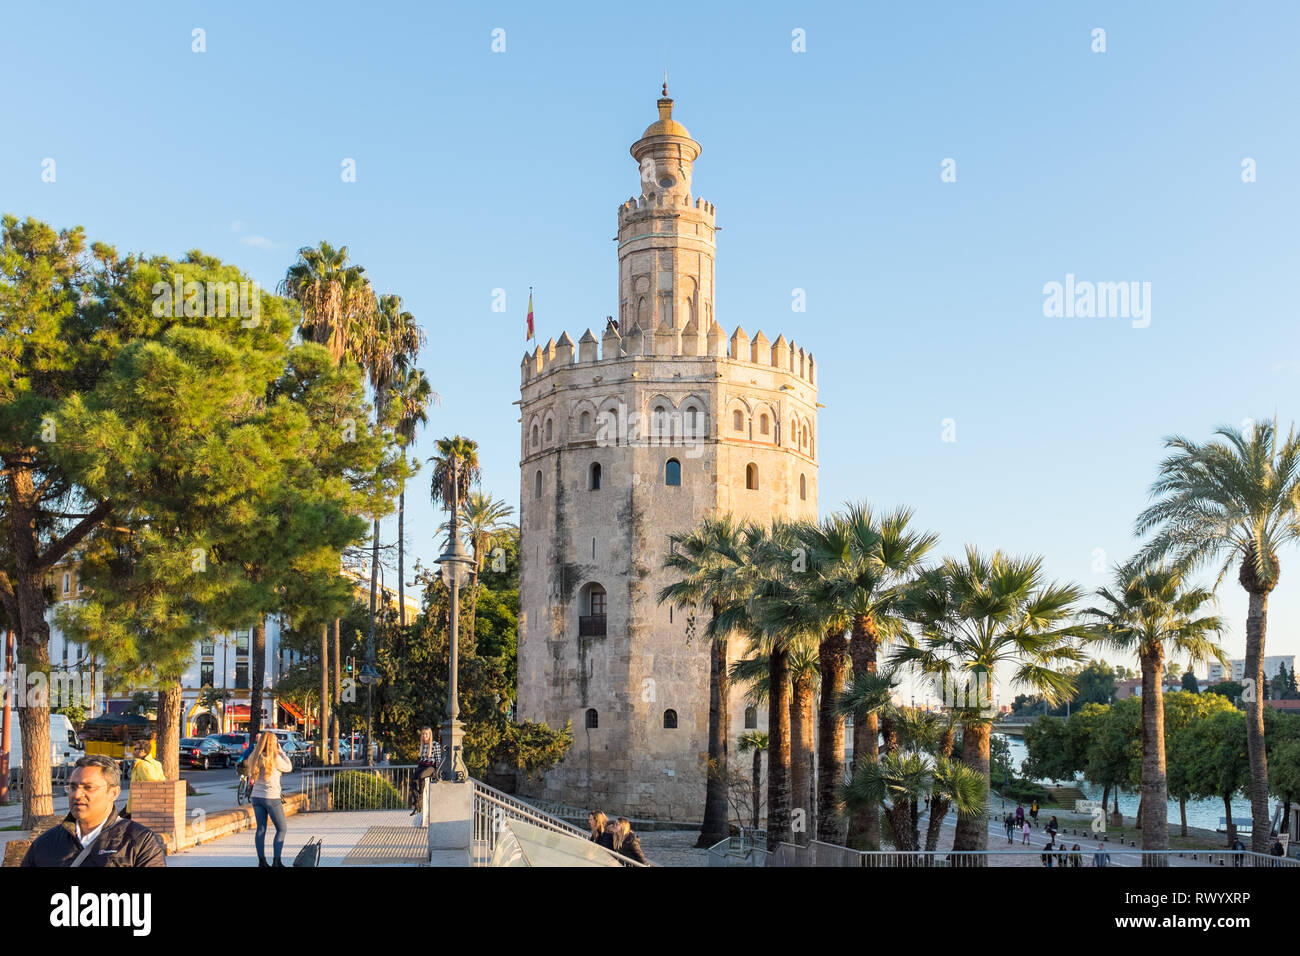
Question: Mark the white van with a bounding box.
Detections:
[5,713,81,770]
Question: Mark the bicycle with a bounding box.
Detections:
[236,762,254,805]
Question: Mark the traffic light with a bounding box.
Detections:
[346,657,354,675]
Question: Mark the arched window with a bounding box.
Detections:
[531,424,539,447]
[586,708,599,729]
[580,410,592,433]
[663,709,678,729]
[744,705,758,729]
[665,458,681,486]
[682,297,693,328]
[653,404,672,443]
[685,407,698,435]
[733,410,744,432]
[545,418,553,442]
[746,463,758,491]
[590,462,602,490]
[800,473,807,501]
[580,583,607,636]
[801,425,808,448]
[534,470,542,499]
[759,413,769,436]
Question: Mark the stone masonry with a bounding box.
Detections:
[516,90,819,820]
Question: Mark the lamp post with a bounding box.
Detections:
[359,616,380,767]
[435,463,472,783]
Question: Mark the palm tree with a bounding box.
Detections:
[1084,562,1226,858]
[896,546,1088,854]
[364,295,425,647]
[281,242,376,364]
[391,366,437,629]
[730,645,819,844]
[439,491,516,643]
[797,504,938,849]
[661,515,761,848]
[842,750,985,855]
[429,436,482,569]
[1135,418,1300,851]
[737,731,769,831]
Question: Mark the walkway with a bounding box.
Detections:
[167,809,432,867]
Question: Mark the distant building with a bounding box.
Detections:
[1206,655,1295,684]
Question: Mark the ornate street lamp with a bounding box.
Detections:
[435,465,472,783]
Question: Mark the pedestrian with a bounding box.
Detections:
[123,739,163,819]
[1270,838,1284,861]
[1022,820,1032,845]
[1005,813,1015,844]
[1048,814,1059,834]
[589,810,610,844]
[1071,844,1082,867]
[1232,837,1245,867]
[1058,844,1069,868]
[612,817,648,865]
[1015,803,1024,827]
[409,726,443,815]
[245,730,293,867]
[21,754,165,867]
[1094,842,1110,868]
[1030,800,1039,827]
[1041,841,1055,867]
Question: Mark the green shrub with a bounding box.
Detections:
[330,770,405,810]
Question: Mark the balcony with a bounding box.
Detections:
[579,615,607,637]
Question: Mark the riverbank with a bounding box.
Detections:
[990,786,1236,852]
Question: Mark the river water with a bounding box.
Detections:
[998,734,1242,832]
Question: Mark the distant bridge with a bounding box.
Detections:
[994,716,1064,737]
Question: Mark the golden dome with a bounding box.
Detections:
[641,86,692,140]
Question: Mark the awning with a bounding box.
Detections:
[229,704,250,717]
[279,700,304,722]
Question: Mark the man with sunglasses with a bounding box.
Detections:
[21,754,166,866]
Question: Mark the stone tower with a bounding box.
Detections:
[516,90,819,820]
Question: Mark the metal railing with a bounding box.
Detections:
[299,765,417,811]
[470,779,652,867]
[578,615,607,637]
[707,830,770,867]
[763,844,1300,868]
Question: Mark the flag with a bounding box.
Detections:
[526,290,535,341]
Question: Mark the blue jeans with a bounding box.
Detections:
[252,797,287,863]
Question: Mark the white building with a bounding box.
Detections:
[1206,655,1296,684]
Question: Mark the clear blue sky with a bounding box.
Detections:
[4,2,1298,697]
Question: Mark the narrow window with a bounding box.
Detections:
[534,470,542,498]
[531,424,539,447]
[586,708,599,729]
[800,473,807,501]
[545,418,553,442]
[733,410,744,431]
[745,706,758,730]
[580,411,591,432]
[590,462,602,490]
[592,538,596,559]
[663,709,678,729]
[669,605,673,623]
[62,573,70,595]
[746,463,758,490]
[759,414,769,435]
[686,407,698,436]
[665,458,681,486]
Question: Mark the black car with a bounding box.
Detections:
[207,732,249,763]
[180,737,230,770]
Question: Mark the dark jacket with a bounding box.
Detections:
[614,830,648,866]
[594,829,617,852]
[21,806,166,868]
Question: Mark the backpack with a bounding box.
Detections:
[293,837,322,867]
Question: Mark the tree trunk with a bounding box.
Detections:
[369,516,381,648]
[250,617,266,738]
[924,725,955,853]
[751,749,762,830]
[953,720,991,853]
[156,682,182,779]
[790,668,814,844]
[1,629,13,806]
[1180,798,1188,837]
[816,627,848,844]
[319,624,329,764]
[1139,647,1169,859]
[1224,793,1235,848]
[331,618,341,764]
[879,712,897,756]
[1102,784,1111,821]
[1242,586,1272,853]
[765,647,792,850]
[398,484,407,630]
[848,613,880,849]
[696,604,729,848]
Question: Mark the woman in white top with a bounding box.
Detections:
[246,731,294,867]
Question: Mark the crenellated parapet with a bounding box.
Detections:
[617,193,717,224]
[520,319,816,387]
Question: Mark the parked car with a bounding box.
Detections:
[206,733,248,763]
[277,739,309,768]
[179,737,229,770]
